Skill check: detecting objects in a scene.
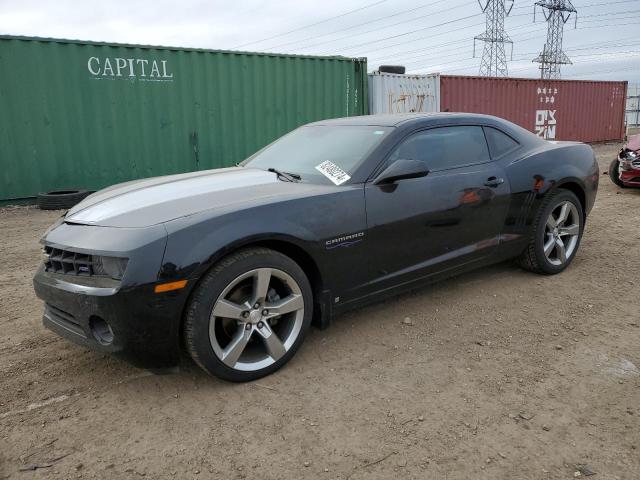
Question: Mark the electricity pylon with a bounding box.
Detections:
[474,0,514,77]
[533,0,577,79]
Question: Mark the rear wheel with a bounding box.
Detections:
[184,247,312,382]
[608,159,625,188]
[517,190,584,275]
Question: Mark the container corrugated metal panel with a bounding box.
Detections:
[440,75,627,143]
[0,36,368,201]
[368,72,439,114]
[627,83,640,127]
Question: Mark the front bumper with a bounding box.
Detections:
[33,266,189,369]
[620,167,640,187]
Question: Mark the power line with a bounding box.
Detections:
[517,49,640,59]
[353,20,487,58]
[423,37,640,75]
[429,55,638,77]
[569,63,640,78]
[344,14,542,60]
[264,0,454,51]
[272,0,639,79]
[370,16,638,72]
[569,8,640,20]
[565,20,640,28]
[406,19,640,73]
[289,1,477,53]
[511,7,639,19]
[398,33,545,68]
[235,0,640,72]
[422,45,636,76]
[362,6,633,64]
[316,13,483,55]
[367,21,544,65]
[231,0,388,49]
[518,53,640,72]
[527,38,640,56]
[389,2,619,76]
[510,0,638,10]
[378,1,634,72]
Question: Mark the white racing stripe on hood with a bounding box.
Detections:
[67,168,276,225]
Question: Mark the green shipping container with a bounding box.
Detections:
[0,35,368,201]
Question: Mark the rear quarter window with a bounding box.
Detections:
[484,127,520,158]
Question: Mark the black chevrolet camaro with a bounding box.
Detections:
[34,113,599,381]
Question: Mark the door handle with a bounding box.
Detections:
[484,176,504,188]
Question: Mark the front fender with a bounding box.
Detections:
[169,221,323,281]
[159,186,367,300]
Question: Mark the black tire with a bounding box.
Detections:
[37,190,92,210]
[608,159,626,188]
[184,247,313,382]
[517,189,584,275]
[378,65,406,74]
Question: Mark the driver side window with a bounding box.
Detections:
[388,126,491,171]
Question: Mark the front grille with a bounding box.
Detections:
[44,303,85,337]
[632,159,640,169]
[44,246,96,276]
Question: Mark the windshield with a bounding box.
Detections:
[242,125,393,185]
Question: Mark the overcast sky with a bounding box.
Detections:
[1,0,638,82]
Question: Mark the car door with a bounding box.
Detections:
[363,125,511,292]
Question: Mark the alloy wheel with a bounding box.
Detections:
[543,201,580,266]
[209,268,305,371]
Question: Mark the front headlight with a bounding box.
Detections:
[40,216,64,242]
[620,159,635,171]
[93,256,128,280]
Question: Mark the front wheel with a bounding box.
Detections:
[184,247,313,382]
[517,190,584,275]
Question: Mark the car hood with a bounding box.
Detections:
[65,167,299,228]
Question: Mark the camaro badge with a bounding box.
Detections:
[325,232,365,250]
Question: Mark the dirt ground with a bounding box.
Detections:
[1,143,639,480]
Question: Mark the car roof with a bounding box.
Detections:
[306,112,541,147]
[307,112,504,127]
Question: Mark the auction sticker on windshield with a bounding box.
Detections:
[315,161,351,185]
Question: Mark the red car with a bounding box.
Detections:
[609,134,640,188]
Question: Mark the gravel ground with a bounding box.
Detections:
[0,143,639,480]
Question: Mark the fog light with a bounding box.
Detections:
[89,316,114,346]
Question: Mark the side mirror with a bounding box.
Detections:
[374,159,429,185]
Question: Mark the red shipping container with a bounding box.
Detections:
[440,75,627,143]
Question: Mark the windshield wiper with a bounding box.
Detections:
[267,168,301,182]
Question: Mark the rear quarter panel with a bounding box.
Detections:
[499,141,598,256]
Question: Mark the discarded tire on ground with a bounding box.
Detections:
[37,190,92,210]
